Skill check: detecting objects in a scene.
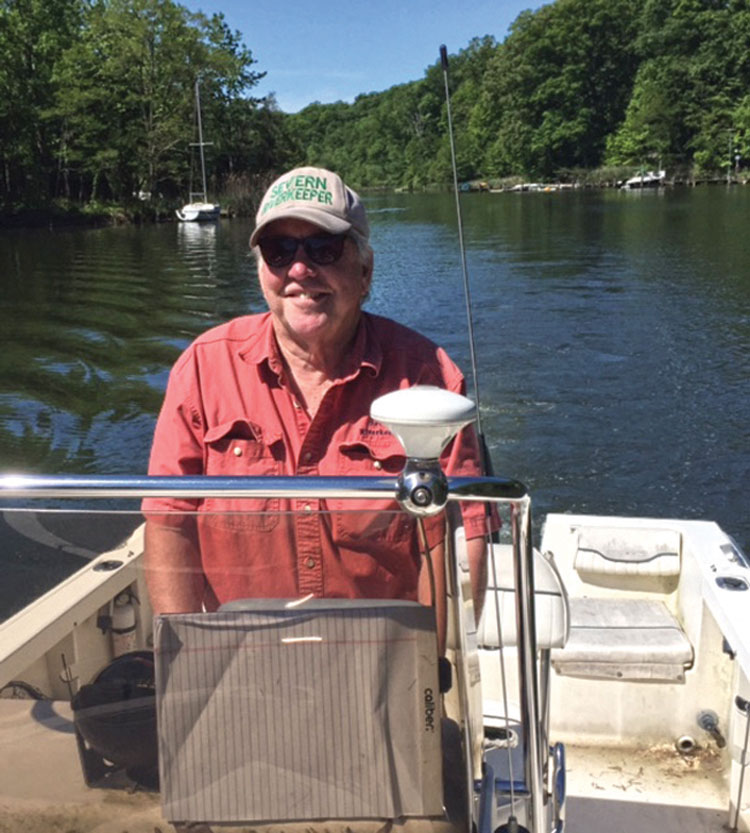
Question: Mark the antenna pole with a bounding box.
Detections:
[439,45,489,475]
[440,45,546,833]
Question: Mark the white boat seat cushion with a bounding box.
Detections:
[551,598,693,682]
[477,544,569,651]
[574,527,681,579]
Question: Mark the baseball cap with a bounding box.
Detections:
[250,166,369,247]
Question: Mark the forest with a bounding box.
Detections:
[3,0,750,221]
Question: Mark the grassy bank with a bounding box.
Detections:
[0,199,176,229]
[3,166,748,230]
[0,173,275,229]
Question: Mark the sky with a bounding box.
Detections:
[179,0,539,113]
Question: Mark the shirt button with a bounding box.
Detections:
[306,558,315,569]
[293,400,300,409]
[302,451,312,463]
[373,460,382,470]
[233,446,242,457]
[304,503,312,512]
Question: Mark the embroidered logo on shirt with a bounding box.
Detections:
[360,426,392,437]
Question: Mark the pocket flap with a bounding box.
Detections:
[204,419,281,446]
[339,434,406,466]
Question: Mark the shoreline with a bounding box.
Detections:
[3,176,748,231]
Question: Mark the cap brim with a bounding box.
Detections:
[250,208,352,247]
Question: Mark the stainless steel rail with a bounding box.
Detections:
[510,495,544,831]
[0,472,543,831]
[0,473,528,501]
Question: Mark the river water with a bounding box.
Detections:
[1,187,749,607]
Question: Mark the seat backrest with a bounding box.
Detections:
[574,527,681,580]
[476,543,570,651]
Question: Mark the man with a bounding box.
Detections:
[143,166,488,647]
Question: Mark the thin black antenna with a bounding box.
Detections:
[441,44,524,832]
[439,44,491,475]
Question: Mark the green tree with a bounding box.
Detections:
[605,59,679,166]
[0,0,84,204]
[51,0,263,202]
[608,0,750,174]
[480,0,644,178]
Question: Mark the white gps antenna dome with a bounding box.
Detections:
[370,386,477,460]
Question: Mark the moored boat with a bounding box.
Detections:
[176,80,220,222]
[620,169,666,189]
[175,201,221,222]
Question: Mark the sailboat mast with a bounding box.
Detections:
[177,79,219,220]
[194,80,209,203]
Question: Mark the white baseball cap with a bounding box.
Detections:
[250,166,369,247]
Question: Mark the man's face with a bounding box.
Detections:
[257,217,372,352]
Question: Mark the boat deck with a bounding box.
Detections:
[564,741,727,832]
[0,699,732,833]
[0,699,161,832]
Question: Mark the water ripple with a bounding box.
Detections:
[1,191,749,556]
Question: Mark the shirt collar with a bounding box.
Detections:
[237,312,280,370]
[238,311,382,380]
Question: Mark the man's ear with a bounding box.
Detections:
[361,249,374,296]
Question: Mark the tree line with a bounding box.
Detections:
[291,0,750,188]
[0,0,297,220]
[3,0,750,221]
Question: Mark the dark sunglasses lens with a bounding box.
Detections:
[258,237,298,266]
[258,234,347,267]
[304,235,346,264]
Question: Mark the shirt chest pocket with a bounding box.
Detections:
[330,437,413,545]
[202,419,282,531]
[337,437,406,476]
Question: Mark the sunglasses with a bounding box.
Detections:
[257,233,348,267]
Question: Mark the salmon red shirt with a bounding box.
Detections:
[144,312,488,608]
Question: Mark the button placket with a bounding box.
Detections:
[295,497,323,595]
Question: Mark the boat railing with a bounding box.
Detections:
[0,472,526,501]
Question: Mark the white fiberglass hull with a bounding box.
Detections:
[476,513,750,833]
[621,170,666,189]
[175,201,220,221]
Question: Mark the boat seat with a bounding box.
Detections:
[550,597,693,682]
[477,544,569,651]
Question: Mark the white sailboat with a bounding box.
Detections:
[175,80,220,222]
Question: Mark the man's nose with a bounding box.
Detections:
[287,258,316,279]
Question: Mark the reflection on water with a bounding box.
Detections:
[176,221,218,282]
[368,188,750,544]
[1,188,749,609]
[0,222,264,475]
